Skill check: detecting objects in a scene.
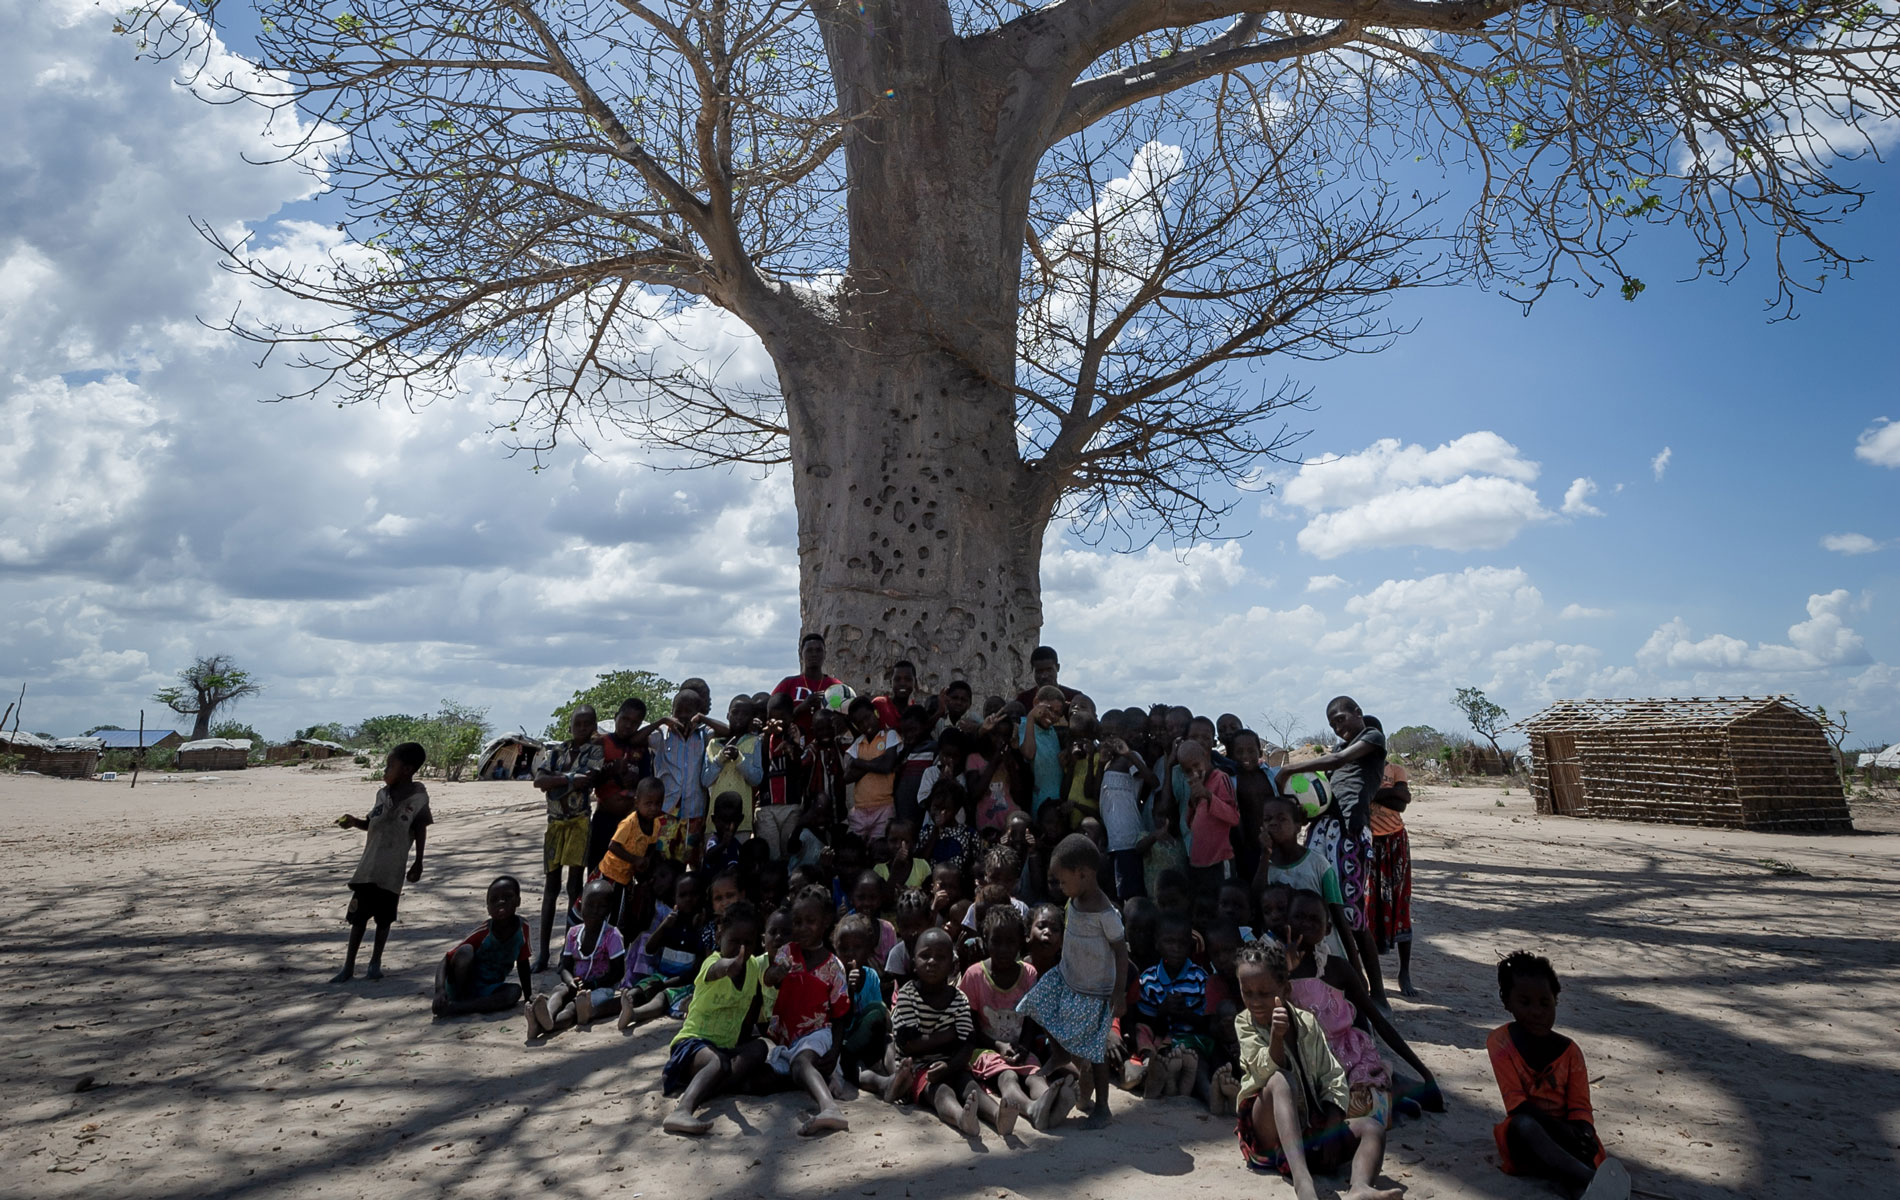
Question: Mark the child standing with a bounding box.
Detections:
[1097,726,1156,901]
[528,879,627,1037]
[534,707,604,969]
[843,696,902,842]
[1017,686,1068,818]
[1015,834,1127,1129]
[1177,740,1239,902]
[1489,952,1628,1200]
[1262,796,1371,990]
[600,778,667,942]
[757,693,808,860]
[332,741,431,982]
[433,875,533,1016]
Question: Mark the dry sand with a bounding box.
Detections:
[2,765,1896,1200]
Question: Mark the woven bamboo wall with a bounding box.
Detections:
[1572,728,1747,827]
[177,748,249,771]
[21,746,102,779]
[1725,708,1853,831]
[266,742,340,763]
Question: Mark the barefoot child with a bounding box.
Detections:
[1489,952,1629,1200]
[534,707,605,969]
[620,872,713,1029]
[864,928,983,1137]
[1233,939,1396,1200]
[835,912,892,1080]
[959,905,1055,1133]
[1016,834,1127,1129]
[600,777,667,943]
[434,875,533,1016]
[528,878,627,1037]
[762,885,852,1135]
[332,742,431,983]
[662,901,768,1135]
[1287,889,1444,1111]
[1130,912,1211,1100]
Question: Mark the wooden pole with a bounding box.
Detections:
[130,708,145,789]
[8,683,23,740]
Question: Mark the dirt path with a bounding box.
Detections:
[2,767,1893,1199]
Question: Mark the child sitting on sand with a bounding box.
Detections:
[864,928,982,1136]
[662,900,767,1136]
[1233,938,1397,1200]
[620,871,713,1028]
[433,875,534,1017]
[960,904,1066,1132]
[1489,952,1629,1200]
[1128,911,1210,1100]
[834,912,892,1081]
[528,879,626,1037]
[332,741,431,983]
[762,885,852,1135]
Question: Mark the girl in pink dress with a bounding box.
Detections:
[959,905,1067,1131]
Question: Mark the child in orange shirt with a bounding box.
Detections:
[1488,952,1629,1200]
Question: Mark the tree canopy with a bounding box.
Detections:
[547,668,676,738]
[153,654,263,740]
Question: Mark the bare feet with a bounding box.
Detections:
[1031,1077,1077,1130]
[1294,1180,1322,1200]
[957,1089,982,1137]
[828,1065,850,1101]
[328,968,354,984]
[995,1097,1023,1138]
[1398,969,1418,997]
[616,990,635,1031]
[1172,1049,1199,1098]
[1081,1100,1112,1129]
[882,1059,915,1104]
[531,994,554,1035]
[364,963,383,981]
[575,989,595,1025]
[663,1110,713,1136]
[1209,1064,1240,1116]
[532,955,549,973]
[524,1002,543,1040]
[799,1106,849,1136]
[1122,1055,1147,1093]
[1341,1187,1403,1200]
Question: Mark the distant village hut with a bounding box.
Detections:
[90,729,184,754]
[267,738,348,764]
[477,734,544,781]
[1518,696,1851,832]
[176,738,253,771]
[0,732,105,779]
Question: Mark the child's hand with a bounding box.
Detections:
[1111,989,1127,1018]
[922,1060,950,1088]
[406,860,423,883]
[847,965,864,992]
[335,814,353,828]
[722,744,741,762]
[1268,999,1289,1046]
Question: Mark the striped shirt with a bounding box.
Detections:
[890,979,975,1065]
[1137,959,1210,1037]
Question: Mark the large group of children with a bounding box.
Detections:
[333,637,1630,1200]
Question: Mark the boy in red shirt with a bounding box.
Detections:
[1176,739,1238,904]
[1488,951,1629,1199]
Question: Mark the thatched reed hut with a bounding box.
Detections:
[1517,696,1851,832]
[477,734,544,781]
[0,732,105,778]
[266,738,349,764]
[176,738,253,771]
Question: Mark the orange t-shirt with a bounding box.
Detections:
[1370,762,1408,837]
[1487,1024,1605,1174]
[598,812,664,885]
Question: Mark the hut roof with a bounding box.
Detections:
[1512,695,1834,734]
[86,729,184,750]
[1,731,106,751]
[178,738,254,752]
[283,738,348,751]
[1875,743,1900,769]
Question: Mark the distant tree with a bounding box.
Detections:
[1389,724,1447,759]
[295,722,355,743]
[84,724,127,735]
[1814,705,1851,780]
[210,719,269,760]
[1452,687,1510,762]
[548,670,675,740]
[355,714,424,748]
[1257,710,1308,754]
[154,655,262,740]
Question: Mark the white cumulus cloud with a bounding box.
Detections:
[1306,574,1347,593]
[1857,418,1900,467]
[1822,532,1880,555]
[1651,446,1673,481]
[1283,433,1564,558]
[1561,477,1604,517]
[1638,590,1870,674]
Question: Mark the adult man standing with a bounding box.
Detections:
[772,632,843,731]
[1014,644,1084,712]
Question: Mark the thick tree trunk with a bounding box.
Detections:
[778,348,1050,699]
[191,709,212,740]
[762,6,1064,697]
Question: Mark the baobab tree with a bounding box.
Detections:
[154,654,264,740]
[129,0,1900,691]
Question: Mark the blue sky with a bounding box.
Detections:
[3,1,1896,749]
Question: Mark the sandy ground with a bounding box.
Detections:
[2,766,1896,1200]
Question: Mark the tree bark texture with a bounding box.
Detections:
[769,13,1062,696]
